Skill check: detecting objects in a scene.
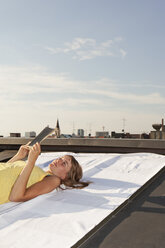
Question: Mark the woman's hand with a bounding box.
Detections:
[8,142,30,162]
[27,143,41,166]
[15,142,30,160]
[9,143,41,202]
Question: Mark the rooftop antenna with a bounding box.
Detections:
[89,123,92,135]
[102,126,105,131]
[122,118,126,132]
[72,122,76,134]
[86,122,92,136]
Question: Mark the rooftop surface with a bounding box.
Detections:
[1,140,165,248]
[73,165,165,248]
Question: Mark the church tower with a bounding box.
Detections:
[55,119,61,138]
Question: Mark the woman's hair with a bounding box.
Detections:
[61,155,91,189]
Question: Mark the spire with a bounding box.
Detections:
[56,119,60,129]
[55,118,60,138]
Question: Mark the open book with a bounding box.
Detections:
[29,126,55,146]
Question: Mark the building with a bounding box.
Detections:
[111,131,124,138]
[149,119,165,139]
[55,119,61,138]
[25,131,36,138]
[60,134,72,138]
[10,133,21,137]
[77,129,84,137]
[71,133,77,138]
[111,132,147,139]
[140,133,149,139]
[125,133,141,139]
[96,131,109,138]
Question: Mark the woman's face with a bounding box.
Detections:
[49,155,72,180]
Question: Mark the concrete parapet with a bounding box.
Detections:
[0,137,165,155]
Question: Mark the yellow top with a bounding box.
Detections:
[0,161,50,205]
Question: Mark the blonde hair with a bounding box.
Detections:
[61,155,91,189]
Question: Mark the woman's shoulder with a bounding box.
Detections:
[44,174,61,187]
[0,160,26,170]
[6,160,26,167]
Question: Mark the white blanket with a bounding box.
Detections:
[0,152,165,248]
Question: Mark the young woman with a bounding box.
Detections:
[0,143,89,205]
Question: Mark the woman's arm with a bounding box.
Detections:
[9,143,60,202]
[8,143,30,163]
[9,174,61,202]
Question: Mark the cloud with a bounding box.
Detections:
[86,89,165,105]
[41,98,102,107]
[0,65,165,108]
[44,37,126,60]
[0,65,164,136]
[120,48,127,58]
[130,81,165,89]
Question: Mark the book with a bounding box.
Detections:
[29,126,55,146]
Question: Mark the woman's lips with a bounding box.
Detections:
[51,162,57,167]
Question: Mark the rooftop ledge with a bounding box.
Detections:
[0,138,165,155]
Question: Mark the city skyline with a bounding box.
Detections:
[0,0,165,136]
[0,117,162,138]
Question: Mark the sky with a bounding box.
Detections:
[0,0,165,136]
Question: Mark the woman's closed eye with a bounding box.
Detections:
[61,158,67,167]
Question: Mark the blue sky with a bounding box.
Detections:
[0,0,165,136]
